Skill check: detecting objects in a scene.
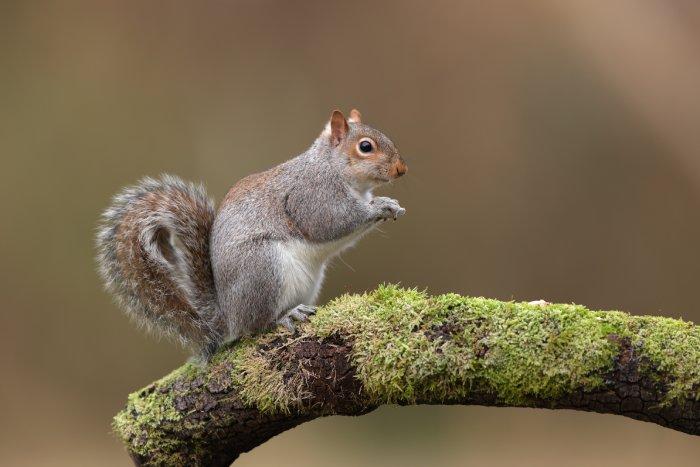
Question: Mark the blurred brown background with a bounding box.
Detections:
[2,1,700,465]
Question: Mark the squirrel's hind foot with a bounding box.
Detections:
[277,304,317,333]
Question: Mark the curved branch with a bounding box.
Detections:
[114,286,700,466]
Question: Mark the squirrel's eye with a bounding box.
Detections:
[358,139,374,154]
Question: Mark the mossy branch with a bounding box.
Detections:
[114,285,700,466]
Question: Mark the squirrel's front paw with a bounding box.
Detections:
[370,196,406,221]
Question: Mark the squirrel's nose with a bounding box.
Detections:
[393,157,408,178]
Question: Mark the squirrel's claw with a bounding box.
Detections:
[292,304,317,316]
[371,196,405,222]
[277,315,296,333]
[277,304,317,333]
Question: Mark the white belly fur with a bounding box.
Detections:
[275,230,371,317]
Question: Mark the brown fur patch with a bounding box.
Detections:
[220,168,278,209]
[115,191,207,344]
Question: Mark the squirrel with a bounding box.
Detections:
[96,109,407,360]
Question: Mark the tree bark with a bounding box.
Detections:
[113,286,700,466]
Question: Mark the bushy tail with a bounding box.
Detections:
[96,175,222,356]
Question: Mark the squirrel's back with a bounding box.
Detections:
[96,175,222,355]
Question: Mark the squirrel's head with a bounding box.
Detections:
[321,109,407,190]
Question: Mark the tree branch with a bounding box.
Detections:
[114,285,700,466]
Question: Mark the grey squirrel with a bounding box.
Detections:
[96,109,407,360]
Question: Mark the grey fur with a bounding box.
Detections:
[96,112,406,359]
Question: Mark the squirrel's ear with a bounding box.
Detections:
[328,110,349,147]
[348,109,362,124]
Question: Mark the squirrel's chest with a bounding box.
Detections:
[274,239,347,312]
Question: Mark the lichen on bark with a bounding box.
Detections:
[113,285,700,466]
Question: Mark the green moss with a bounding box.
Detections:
[632,316,700,403]
[225,335,308,414]
[113,384,183,460]
[112,362,210,463]
[162,361,202,385]
[311,284,699,405]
